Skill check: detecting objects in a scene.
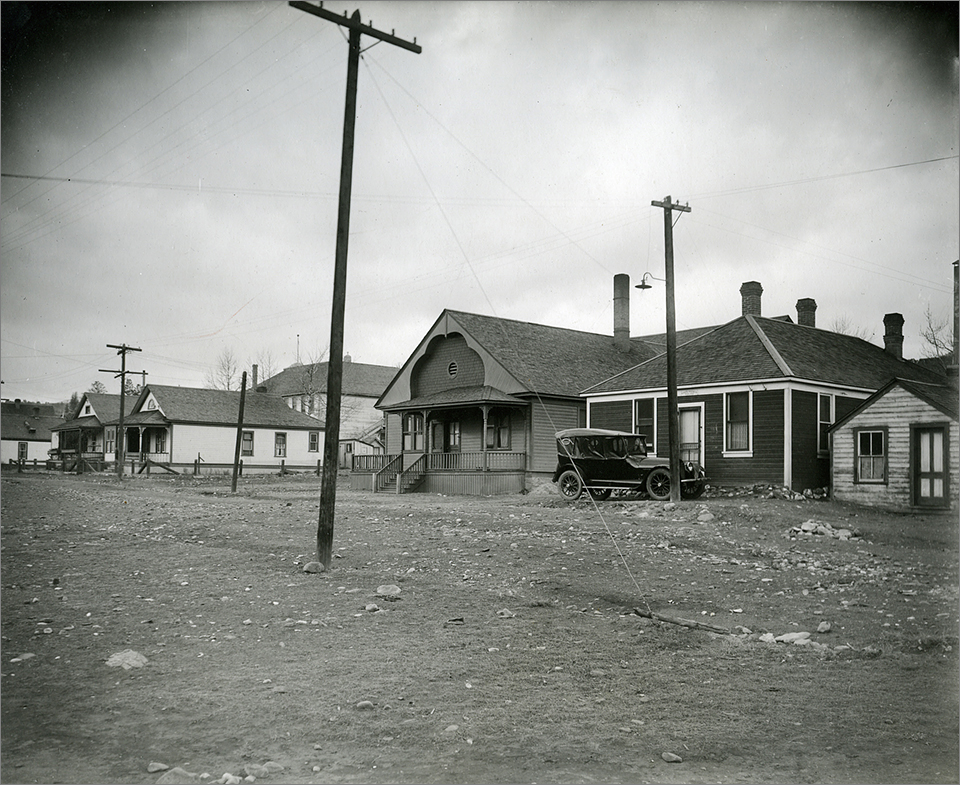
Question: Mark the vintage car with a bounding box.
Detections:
[552,428,706,501]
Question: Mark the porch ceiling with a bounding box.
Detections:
[380,385,525,411]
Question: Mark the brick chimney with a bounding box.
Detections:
[883,313,904,361]
[796,298,817,327]
[614,273,630,352]
[251,364,258,390]
[740,281,763,317]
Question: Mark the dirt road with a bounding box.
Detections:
[2,473,957,784]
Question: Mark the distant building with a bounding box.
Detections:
[1,400,63,464]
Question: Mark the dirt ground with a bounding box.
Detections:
[1,472,957,785]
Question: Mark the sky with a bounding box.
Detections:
[2,0,958,404]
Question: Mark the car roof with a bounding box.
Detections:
[555,428,639,439]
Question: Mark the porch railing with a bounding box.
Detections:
[373,454,403,492]
[353,454,397,473]
[397,455,426,493]
[427,451,526,472]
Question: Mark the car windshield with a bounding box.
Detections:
[558,434,647,460]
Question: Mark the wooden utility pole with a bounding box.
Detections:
[289,1,421,568]
[100,343,142,478]
[651,196,690,503]
[231,371,248,493]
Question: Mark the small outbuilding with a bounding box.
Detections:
[830,378,958,511]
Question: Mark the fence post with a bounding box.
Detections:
[280,459,285,476]
[239,460,243,477]
[317,459,322,477]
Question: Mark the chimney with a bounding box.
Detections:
[613,273,630,352]
[883,313,904,361]
[796,298,817,327]
[344,353,352,363]
[740,281,763,317]
[251,364,258,390]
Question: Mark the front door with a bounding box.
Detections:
[914,426,949,508]
[679,406,703,465]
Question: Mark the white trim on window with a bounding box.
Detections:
[722,390,753,458]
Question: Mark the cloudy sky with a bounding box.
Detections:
[2,1,957,404]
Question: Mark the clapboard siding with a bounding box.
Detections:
[832,386,958,510]
[530,398,583,473]
[172,423,320,465]
[589,400,632,431]
[411,334,484,397]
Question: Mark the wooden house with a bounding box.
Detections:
[50,393,136,469]
[257,356,395,457]
[365,277,657,494]
[1,401,63,465]
[830,378,958,511]
[583,283,947,493]
[121,384,325,473]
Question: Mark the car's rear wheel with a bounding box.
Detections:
[588,488,612,501]
[645,467,671,501]
[558,470,584,500]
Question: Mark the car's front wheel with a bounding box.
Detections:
[645,467,671,501]
[558,470,584,500]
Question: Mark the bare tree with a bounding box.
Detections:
[88,380,108,394]
[294,349,329,419]
[205,348,240,390]
[830,316,874,342]
[249,347,278,386]
[919,304,956,374]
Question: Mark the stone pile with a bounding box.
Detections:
[788,519,861,541]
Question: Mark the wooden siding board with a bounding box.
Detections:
[412,334,485,397]
[589,400,632,431]
[530,399,582,473]
[832,386,959,510]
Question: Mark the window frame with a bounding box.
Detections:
[633,398,656,454]
[818,393,834,455]
[241,431,254,457]
[485,410,511,450]
[402,413,424,452]
[274,432,287,458]
[723,390,753,457]
[854,426,887,484]
[154,430,166,454]
[308,431,320,452]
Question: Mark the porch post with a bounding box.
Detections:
[139,427,145,461]
[481,405,490,472]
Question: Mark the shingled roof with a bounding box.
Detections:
[441,310,655,398]
[260,361,396,398]
[585,315,946,395]
[1,410,62,441]
[128,385,323,429]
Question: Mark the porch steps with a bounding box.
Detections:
[374,475,425,494]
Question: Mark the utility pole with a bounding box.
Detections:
[651,196,690,503]
[100,343,142,479]
[232,371,248,493]
[289,1,421,569]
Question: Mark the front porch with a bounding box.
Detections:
[351,450,527,494]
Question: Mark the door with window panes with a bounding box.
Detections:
[914,426,949,508]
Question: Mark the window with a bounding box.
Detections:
[725,391,750,452]
[485,411,510,449]
[856,429,886,483]
[241,431,254,456]
[402,414,424,451]
[155,431,166,453]
[446,421,461,452]
[818,394,834,453]
[634,399,655,450]
[308,431,320,452]
[147,399,157,410]
[275,432,287,458]
[17,442,27,462]
[84,404,91,415]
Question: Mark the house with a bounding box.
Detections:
[50,393,137,469]
[1,400,63,465]
[582,282,949,493]
[830,378,958,511]
[257,356,396,461]
[121,384,325,473]
[366,276,661,494]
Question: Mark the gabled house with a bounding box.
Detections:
[830,377,958,511]
[257,356,396,459]
[122,384,325,473]
[50,393,136,468]
[1,400,63,465]
[367,276,657,494]
[583,282,948,493]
